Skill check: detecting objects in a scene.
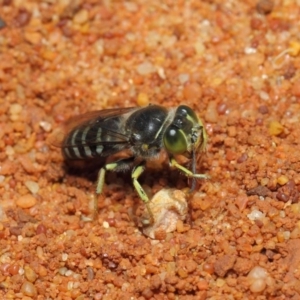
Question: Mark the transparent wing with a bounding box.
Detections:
[63,107,137,134]
[49,107,137,148]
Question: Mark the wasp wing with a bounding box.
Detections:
[50,107,138,159]
[62,107,137,134]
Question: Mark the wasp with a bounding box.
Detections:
[57,104,208,223]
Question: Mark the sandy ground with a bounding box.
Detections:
[1,0,300,299]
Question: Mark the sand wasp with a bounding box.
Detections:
[56,104,208,223]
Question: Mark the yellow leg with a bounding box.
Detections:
[95,161,127,218]
[170,157,208,179]
[132,164,154,224]
[96,168,105,195]
[94,167,106,218]
[95,158,155,223]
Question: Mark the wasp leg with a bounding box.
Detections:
[170,157,208,179]
[132,163,154,224]
[95,158,135,218]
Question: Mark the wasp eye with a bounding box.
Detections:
[164,127,188,154]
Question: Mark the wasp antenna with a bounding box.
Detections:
[190,147,197,192]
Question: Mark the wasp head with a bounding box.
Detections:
[163,105,207,159]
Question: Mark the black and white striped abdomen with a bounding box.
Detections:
[62,125,105,159]
[62,116,128,160]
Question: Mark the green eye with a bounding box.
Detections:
[163,127,188,154]
[177,105,199,124]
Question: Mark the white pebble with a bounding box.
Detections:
[67,281,74,290]
[39,121,52,132]
[258,91,269,101]
[247,266,272,293]
[247,209,265,221]
[157,67,166,80]
[65,270,73,277]
[178,73,190,84]
[283,231,290,240]
[102,221,109,229]
[250,278,266,293]
[25,181,40,194]
[62,253,68,261]
[142,189,188,239]
[244,47,257,54]
[136,61,155,75]
[58,267,68,275]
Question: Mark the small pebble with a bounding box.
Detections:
[258,105,269,114]
[258,91,269,101]
[183,82,202,100]
[247,210,265,221]
[9,103,22,116]
[87,267,94,281]
[24,265,38,283]
[15,8,31,27]
[137,92,149,106]
[268,121,284,136]
[291,203,300,214]
[237,153,248,163]
[62,253,68,261]
[8,264,19,275]
[217,103,227,115]
[136,61,155,75]
[256,0,274,14]
[205,101,218,123]
[5,146,15,156]
[20,281,37,297]
[277,175,289,186]
[203,263,214,275]
[73,9,89,24]
[25,181,40,194]
[247,266,272,293]
[36,224,47,235]
[288,41,300,56]
[24,31,42,45]
[142,189,188,239]
[65,270,73,277]
[16,194,37,209]
[290,227,300,239]
[216,279,225,287]
[277,231,290,242]
[102,221,109,229]
[59,267,68,275]
[178,73,190,84]
[39,121,52,132]
[157,67,166,79]
[276,191,289,202]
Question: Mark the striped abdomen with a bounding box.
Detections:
[62,116,127,160]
